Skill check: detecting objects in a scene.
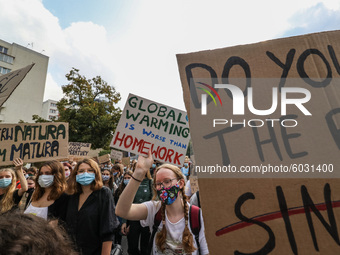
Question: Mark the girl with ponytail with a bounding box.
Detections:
[116,151,209,254]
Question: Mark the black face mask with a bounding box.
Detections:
[27,188,35,193]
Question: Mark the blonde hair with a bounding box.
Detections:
[0,168,17,213]
[153,164,196,253]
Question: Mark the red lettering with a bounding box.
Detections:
[158,147,167,160]
[174,152,183,165]
[113,132,125,146]
[132,137,144,151]
[150,143,160,158]
[140,141,151,155]
[124,135,133,148]
[165,149,174,163]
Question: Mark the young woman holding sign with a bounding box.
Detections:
[0,158,28,213]
[116,151,209,255]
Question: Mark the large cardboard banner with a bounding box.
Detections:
[0,64,35,107]
[0,122,68,166]
[68,142,91,156]
[110,94,190,166]
[177,30,340,254]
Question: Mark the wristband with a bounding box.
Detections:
[129,174,142,182]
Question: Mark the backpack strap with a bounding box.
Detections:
[196,191,200,208]
[189,205,202,255]
[147,206,162,255]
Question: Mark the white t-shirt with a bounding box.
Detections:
[24,204,48,220]
[140,201,209,255]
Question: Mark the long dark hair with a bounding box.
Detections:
[114,170,133,204]
[102,169,114,191]
[32,161,67,202]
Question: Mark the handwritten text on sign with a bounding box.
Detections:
[68,142,91,156]
[110,94,190,166]
[0,122,69,165]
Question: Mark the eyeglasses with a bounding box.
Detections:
[77,168,95,174]
[153,178,178,190]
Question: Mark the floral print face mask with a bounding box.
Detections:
[156,181,181,205]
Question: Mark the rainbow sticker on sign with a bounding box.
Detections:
[197,82,222,115]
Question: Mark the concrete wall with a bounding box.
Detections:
[0,39,49,123]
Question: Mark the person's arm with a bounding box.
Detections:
[101,241,112,255]
[121,222,130,235]
[13,158,28,196]
[116,150,153,221]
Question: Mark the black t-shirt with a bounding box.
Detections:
[48,193,70,221]
[65,187,119,255]
[0,189,22,211]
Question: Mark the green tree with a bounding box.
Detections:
[32,114,51,123]
[57,68,121,149]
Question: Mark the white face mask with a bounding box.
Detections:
[65,171,70,178]
[38,175,54,188]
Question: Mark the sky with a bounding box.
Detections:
[0,0,340,111]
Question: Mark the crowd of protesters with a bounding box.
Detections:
[0,153,208,255]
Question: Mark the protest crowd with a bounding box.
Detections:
[0,153,208,255]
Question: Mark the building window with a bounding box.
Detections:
[0,66,11,74]
[0,46,8,54]
[50,103,57,107]
[0,53,14,64]
[50,109,57,114]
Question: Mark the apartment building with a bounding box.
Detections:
[0,39,49,123]
[42,99,59,120]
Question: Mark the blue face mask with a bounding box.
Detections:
[0,178,12,188]
[123,179,130,185]
[102,175,110,181]
[76,172,95,186]
[113,172,118,176]
[184,163,189,168]
[152,164,156,168]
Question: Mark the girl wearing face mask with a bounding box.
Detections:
[116,151,209,255]
[65,158,119,255]
[63,162,73,183]
[0,158,28,213]
[112,164,124,187]
[180,157,190,183]
[101,168,115,193]
[24,160,68,221]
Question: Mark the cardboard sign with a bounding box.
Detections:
[0,122,68,166]
[111,149,123,161]
[68,142,91,156]
[98,154,111,164]
[110,94,190,166]
[189,176,199,194]
[177,30,340,254]
[0,64,35,107]
[122,157,130,166]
